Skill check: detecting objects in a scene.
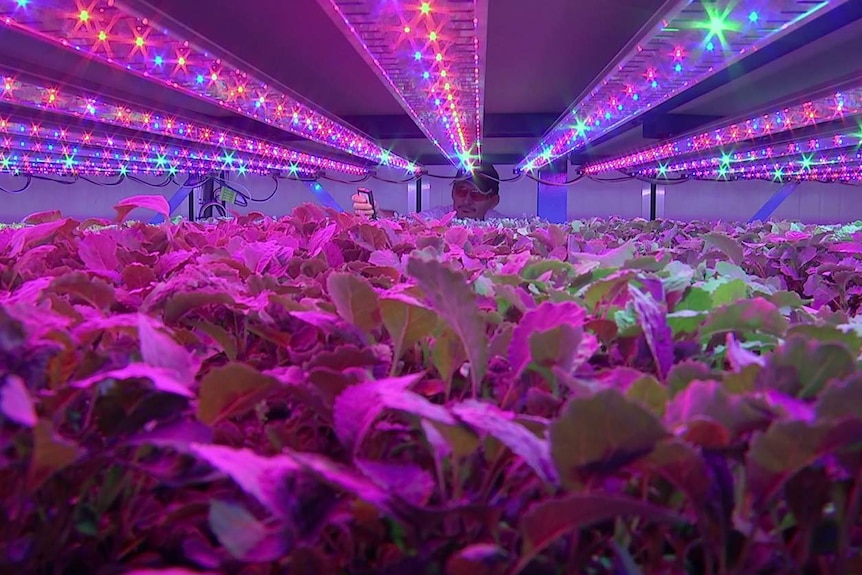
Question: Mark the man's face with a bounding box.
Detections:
[451,181,499,220]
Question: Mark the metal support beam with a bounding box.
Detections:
[415,177,423,213]
[304,180,344,212]
[642,114,723,140]
[748,182,801,223]
[537,158,569,224]
[650,183,657,221]
[150,177,200,224]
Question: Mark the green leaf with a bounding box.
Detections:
[758,335,856,399]
[326,272,381,333]
[642,441,711,510]
[787,324,862,356]
[703,232,744,265]
[667,361,716,396]
[666,380,771,438]
[700,298,789,338]
[626,375,669,416]
[381,295,439,367]
[550,389,668,486]
[194,320,238,361]
[407,256,488,395]
[432,327,467,385]
[516,494,682,574]
[768,290,810,309]
[816,376,862,422]
[27,420,83,491]
[197,363,280,425]
[747,421,828,506]
[711,279,749,306]
[677,287,713,312]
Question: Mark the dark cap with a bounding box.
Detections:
[454,162,500,196]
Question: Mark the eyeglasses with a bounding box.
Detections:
[453,182,495,202]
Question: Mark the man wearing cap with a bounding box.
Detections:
[351,162,505,221]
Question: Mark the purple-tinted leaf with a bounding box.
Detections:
[665,380,771,437]
[829,241,862,254]
[725,333,765,371]
[126,419,214,450]
[333,373,423,454]
[407,255,487,395]
[289,451,393,513]
[0,375,37,427]
[114,194,170,223]
[7,219,70,257]
[508,300,588,379]
[446,544,508,575]
[700,297,789,338]
[197,363,281,425]
[629,285,674,380]
[757,335,856,399]
[73,364,195,398]
[77,232,121,280]
[453,400,558,485]
[209,500,290,562]
[703,232,744,265]
[517,494,682,574]
[126,569,219,575]
[138,315,200,382]
[356,459,435,506]
[190,443,300,517]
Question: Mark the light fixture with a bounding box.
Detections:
[517,0,850,172]
[0,70,370,175]
[317,0,487,169]
[0,114,365,177]
[584,82,862,174]
[0,0,417,171]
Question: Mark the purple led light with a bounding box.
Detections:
[318,0,486,168]
[518,0,850,171]
[0,70,371,175]
[0,0,418,171]
[0,116,326,176]
[585,83,862,174]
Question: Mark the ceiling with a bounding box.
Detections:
[1,0,861,170]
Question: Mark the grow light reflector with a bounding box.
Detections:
[584,82,862,174]
[317,0,487,169]
[517,0,849,172]
[0,0,417,171]
[0,70,370,175]
[0,115,334,177]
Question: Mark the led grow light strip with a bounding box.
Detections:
[318,0,487,168]
[0,117,324,176]
[0,0,416,171]
[0,70,374,176]
[584,84,862,174]
[635,130,862,176]
[636,150,862,181]
[518,0,849,171]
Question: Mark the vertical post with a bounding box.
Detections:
[201,174,216,219]
[415,177,422,213]
[537,158,568,223]
[650,183,657,221]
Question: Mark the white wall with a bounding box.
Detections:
[2,167,861,224]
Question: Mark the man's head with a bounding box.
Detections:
[451,162,500,220]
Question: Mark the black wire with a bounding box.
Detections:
[320,173,372,184]
[80,175,126,186]
[523,172,585,186]
[127,174,176,187]
[0,175,32,194]
[31,174,77,185]
[250,175,279,202]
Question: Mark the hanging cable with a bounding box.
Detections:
[0,175,32,194]
[198,201,227,219]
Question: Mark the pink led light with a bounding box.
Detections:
[0,115,326,176]
[633,130,862,176]
[584,83,862,174]
[0,0,417,171]
[518,0,850,171]
[318,0,486,168]
[0,70,370,175]
[636,150,862,182]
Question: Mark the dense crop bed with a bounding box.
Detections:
[3,197,862,575]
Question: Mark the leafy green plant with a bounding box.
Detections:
[1,199,862,574]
